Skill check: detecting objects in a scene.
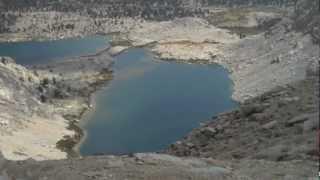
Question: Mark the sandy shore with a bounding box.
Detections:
[0,115,74,161]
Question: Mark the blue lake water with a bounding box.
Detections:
[0,36,109,65]
[0,37,237,156]
[80,48,237,155]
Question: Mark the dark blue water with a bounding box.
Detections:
[80,48,237,155]
[0,36,109,65]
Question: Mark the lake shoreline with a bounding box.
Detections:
[74,46,239,156]
[71,85,105,156]
[53,58,114,158]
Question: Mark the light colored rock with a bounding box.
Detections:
[261,120,277,129]
[201,127,217,136]
[108,46,129,56]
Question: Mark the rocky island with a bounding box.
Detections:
[0,0,319,179]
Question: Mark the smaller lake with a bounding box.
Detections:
[0,36,109,65]
[80,48,238,156]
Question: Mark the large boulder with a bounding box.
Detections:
[0,57,15,65]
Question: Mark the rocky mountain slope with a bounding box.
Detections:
[0,0,296,41]
[0,51,113,160]
[167,72,319,161]
[164,1,319,177]
[0,56,73,160]
[0,152,318,180]
[0,0,204,37]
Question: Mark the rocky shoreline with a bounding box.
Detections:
[166,74,319,161]
[56,69,113,158]
[36,49,115,159]
[108,15,318,102]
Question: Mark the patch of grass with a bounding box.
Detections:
[56,120,84,158]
